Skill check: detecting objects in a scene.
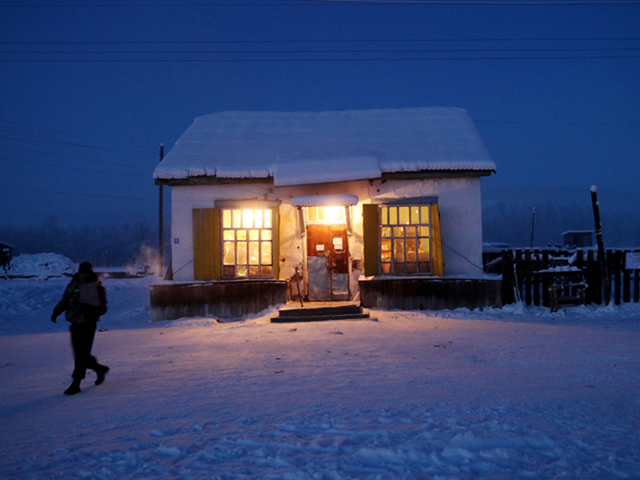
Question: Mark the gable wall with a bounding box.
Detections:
[169,176,484,285]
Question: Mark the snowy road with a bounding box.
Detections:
[1,277,640,479]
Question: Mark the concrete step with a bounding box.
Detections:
[271,303,373,323]
[278,304,363,317]
[271,312,371,323]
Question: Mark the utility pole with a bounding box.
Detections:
[591,185,610,305]
[529,207,536,248]
[158,144,164,278]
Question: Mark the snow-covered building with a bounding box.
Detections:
[151,107,500,320]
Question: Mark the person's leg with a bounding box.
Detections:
[66,323,97,394]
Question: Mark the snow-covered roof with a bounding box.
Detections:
[154,107,496,186]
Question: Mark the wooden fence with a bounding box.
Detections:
[484,248,640,307]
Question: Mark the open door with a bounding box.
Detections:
[306,224,349,301]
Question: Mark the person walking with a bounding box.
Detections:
[51,261,110,395]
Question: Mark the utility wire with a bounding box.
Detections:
[3,47,640,54]
[2,36,639,45]
[0,142,153,170]
[1,155,151,178]
[0,120,151,154]
[1,1,639,5]
[2,55,637,61]
[0,184,160,202]
[0,128,151,158]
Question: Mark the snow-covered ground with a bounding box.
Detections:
[1,261,640,479]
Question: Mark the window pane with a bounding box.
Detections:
[262,230,272,240]
[249,242,259,264]
[223,242,235,265]
[381,227,392,238]
[421,206,430,224]
[249,229,259,240]
[223,230,234,241]
[237,230,247,240]
[381,239,392,262]
[405,226,416,237]
[393,239,405,262]
[411,207,420,225]
[261,266,272,277]
[254,209,263,228]
[223,209,231,229]
[406,263,417,274]
[418,226,430,237]
[381,207,388,225]
[399,206,410,225]
[242,209,253,228]
[418,238,430,262]
[389,207,398,225]
[249,266,260,277]
[223,265,235,277]
[307,206,318,223]
[393,226,404,237]
[381,263,391,274]
[394,262,405,274]
[237,242,247,264]
[232,210,242,228]
[261,241,272,264]
[406,238,417,262]
[237,266,247,277]
[264,209,272,228]
[419,262,431,274]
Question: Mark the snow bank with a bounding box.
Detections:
[7,253,76,278]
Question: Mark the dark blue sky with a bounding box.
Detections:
[1,0,639,227]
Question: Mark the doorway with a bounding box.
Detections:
[306,224,349,301]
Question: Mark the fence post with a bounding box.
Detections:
[634,250,640,303]
[501,250,515,304]
[521,249,530,305]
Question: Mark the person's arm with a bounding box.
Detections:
[51,280,76,322]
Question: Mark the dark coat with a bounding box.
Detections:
[53,272,107,324]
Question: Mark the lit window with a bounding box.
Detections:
[305,206,346,225]
[222,208,273,278]
[379,205,432,275]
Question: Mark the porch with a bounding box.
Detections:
[359,276,502,311]
[149,279,287,322]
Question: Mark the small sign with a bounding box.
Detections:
[316,244,325,252]
[333,237,343,250]
[626,252,640,270]
[174,238,180,244]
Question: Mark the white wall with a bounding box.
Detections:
[170,176,484,284]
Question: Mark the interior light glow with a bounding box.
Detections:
[242,209,254,228]
[324,206,343,223]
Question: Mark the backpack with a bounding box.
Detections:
[79,281,102,307]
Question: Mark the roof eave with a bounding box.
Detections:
[154,168,496,187]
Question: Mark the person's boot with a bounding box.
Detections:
[64,378,82,395]
[95,365,110,386]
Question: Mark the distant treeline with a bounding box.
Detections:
[483,203,640,249]
[0,217,169,267]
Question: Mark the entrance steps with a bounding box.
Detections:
[270,302,375,323]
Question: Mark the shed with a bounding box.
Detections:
[152,107,500,320]
[562,231,594,248]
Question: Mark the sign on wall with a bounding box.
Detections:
[625,252,640,270]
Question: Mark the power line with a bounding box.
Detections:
[3,47,640,54]
[0,184,159,202]
[0,142,152,170]
[1,155,152,178]
[0,125,151,158]
[1,55,638,62]
[0,0,638,5]
[0,120,151,154]
[2,36,639,45]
